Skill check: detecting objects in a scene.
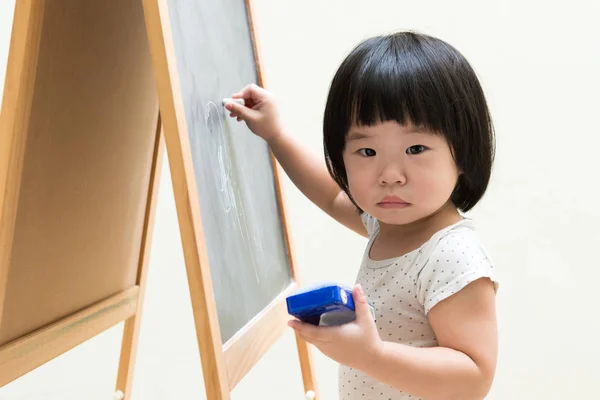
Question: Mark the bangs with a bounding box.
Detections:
[332,35,455,135]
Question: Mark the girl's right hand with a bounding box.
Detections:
[224,84,284,143]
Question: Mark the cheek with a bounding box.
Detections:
[346,167,367,193]
[412,161,459,197]
[344,159,371,199]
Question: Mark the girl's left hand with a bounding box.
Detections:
[288,284,383,371]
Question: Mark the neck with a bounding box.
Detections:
[378,201,463,240]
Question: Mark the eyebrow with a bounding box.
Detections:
[346,128,432,142]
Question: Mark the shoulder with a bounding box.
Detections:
[416,219,499,314]
[430,220,490,262]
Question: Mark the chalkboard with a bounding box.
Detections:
[166,0,292,343]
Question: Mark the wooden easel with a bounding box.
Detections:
[0,0,163,394]
[0,1,318,399]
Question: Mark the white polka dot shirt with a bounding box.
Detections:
[338,214,498,400]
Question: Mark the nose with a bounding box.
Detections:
[379,162,406,186]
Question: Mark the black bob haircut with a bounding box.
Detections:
[323,32,495,212]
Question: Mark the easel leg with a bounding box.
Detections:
[295,334,320,400]
[115,120,165,399]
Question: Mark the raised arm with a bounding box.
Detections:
[225,84,366,236]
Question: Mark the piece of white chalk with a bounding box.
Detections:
[113,390,124,400]
[305,390,316,400]
[222,98,245,106]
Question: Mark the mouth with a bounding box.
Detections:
[377,195,411,208]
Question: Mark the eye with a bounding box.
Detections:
[358,148,376,157]
[406,145,426,155]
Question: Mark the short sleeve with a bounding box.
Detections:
[416,229,499,314]
[360,213,379,238]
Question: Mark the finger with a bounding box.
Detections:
[294,329,311,344]
[234,84,256,99]
[224,101,256,121]
[353,284,375,324]
[229,86,253,106]
[289,320,321,341]
[295,329,316,344]
[238,83,265,105]
[289,319,338,343]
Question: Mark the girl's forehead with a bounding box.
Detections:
[347,121,436,137]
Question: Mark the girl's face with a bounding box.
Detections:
[343,121,460,226]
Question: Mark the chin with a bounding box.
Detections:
[367,209,424,226]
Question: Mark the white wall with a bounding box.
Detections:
[2,0,599,399]
[0,0,16,106]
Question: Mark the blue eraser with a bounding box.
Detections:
[286,283,375,326]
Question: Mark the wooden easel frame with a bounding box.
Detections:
[0,0,163,395]
[0,0,317,398]
[142,0,318,399]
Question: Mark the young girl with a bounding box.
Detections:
[225,31,498,400]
